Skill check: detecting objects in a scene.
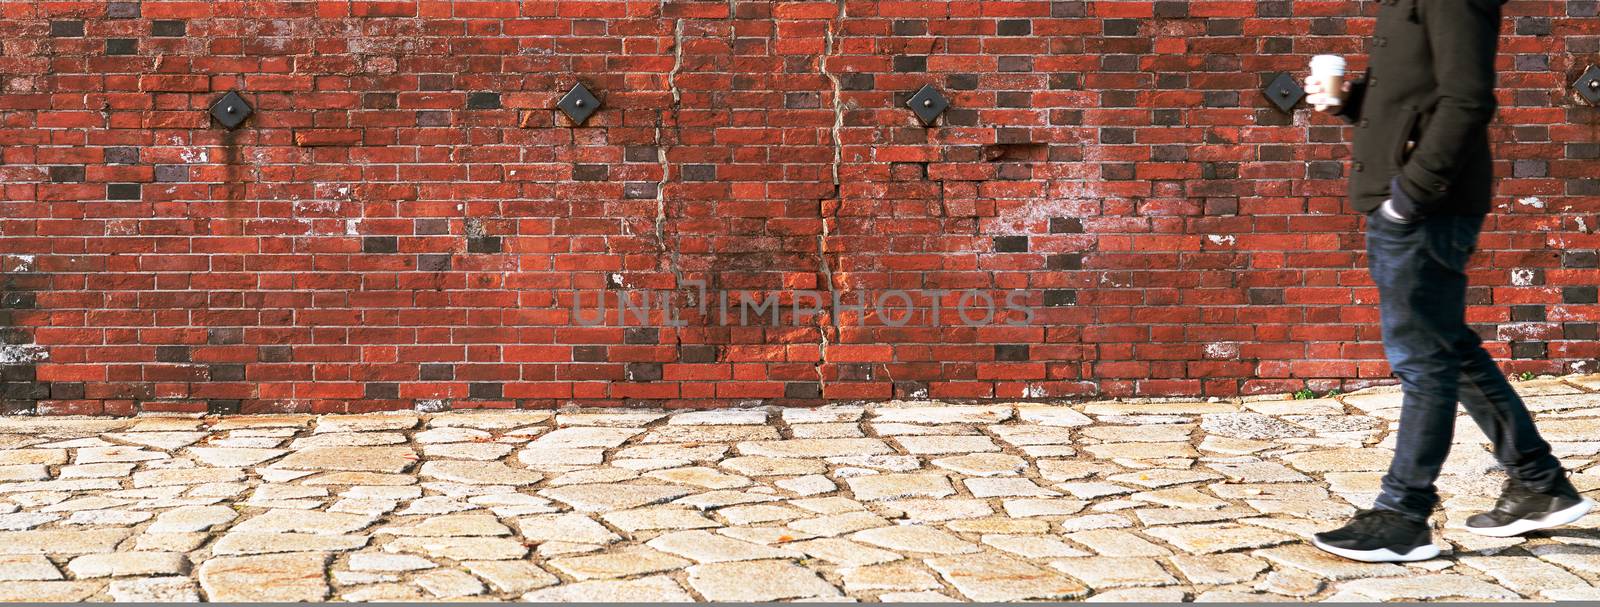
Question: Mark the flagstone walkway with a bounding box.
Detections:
[6,376,1600,601]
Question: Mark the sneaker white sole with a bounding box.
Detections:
[1311,537,1440,563]
[1465,497,1595,538]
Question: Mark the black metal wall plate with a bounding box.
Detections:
[1576,65,1600,106]
[907,84,949,126]
[557,82,600,125]
[209,91,252,129]
[1263,73,1305,113]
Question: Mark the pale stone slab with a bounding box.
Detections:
[1082,442,1198,459]
[852,525,979,555]
[776,474,837,496]
[428,410,551,429]
[313,413,417,433]
[687,559,843,601]
[528,426,641,449]
[641,426,778,444]
[846,473,955,501]
[931,453,1027,476]
[0,464,50,482]
[737,438,893,458]
[66,552,188,578]
[1064,529,1172,557]
[1106,468,1224,488]
[790,423,864,438]
[720,456,827,477]
[516,513,620,545]
[1084,401,1236,415]
[108,577,199,602]
[669,409,767,425]
[463,560,559,594]
[77,446,168,463]
[1017,406,1094,427]
[198,553,330,602]
[782,405,865,424]
[0,450,67,466]
[416,568,486,598]
[348,553,436,572]
[0,555,62,581]
[1143,523,1294,554]
[602,506,721,532]
[291,432,409,449]
[841,561,942,592]
[273,446,416,473]
[187,447,287,467]
[382,537,528,561]
[549,547,691,580]
[926,553,1089,601]
[873,404,1013,424]
[1337,574,1517,600]
[887,498,993,522]
[895,435,1001,454]
[210,533,368,556]
[1206,461,1312,483]
[0,581,102,601]
[523,575,693,602]
[788,537,903,566]
[1282,448,1394,473]
[1459,555,1588,598]
[422,442,515,460]
[1050,556,1178,588]
[1169,553,1269,585]
[420,460,542,486]
[966,477,1058,498]
[231,509,376,535]
[0,529,131,555]
[647,530,802,562]
[1002,499,1089,518]
[1080,424,1193,443]
[377,514,511,537]
[982,534,1090,558]
[1252,544,1409,580]
[539,483,693,512]
[646,466,752,489]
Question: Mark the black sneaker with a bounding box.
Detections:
[1465,475,1593,538]
[1311,508,1439,562]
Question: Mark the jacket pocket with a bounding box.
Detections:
[1392,109,1420,167]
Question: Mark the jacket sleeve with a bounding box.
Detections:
[1332,76,1367,124]
[1399,0,1502,205]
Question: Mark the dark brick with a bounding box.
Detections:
[682,164,716,181]
[210,364,245,382]
[1517,17,1553,35]
[364,92,397,109]
[417,254,451,272]
[469,382,502,399]
[208,327,243,345]
[50,21,84,37]
[1101,54,1138,72]
[50,166,85,183]
[680,344,717,363]
[1044,290,1077,307]
[1564,286,1599,304]
[1100,128,1135,145]
[1203,91,1239,108]
[467,236,501,253]
[624,327,659,345]
[1206,19,1243,36]
[573,164,609,181]
[947,74,979,90]
[155,345,190,363]
[151,20,185,37]
[892,20,926,36]
[52,382,85,400]
[625,362,663,382]
[1513,159,1547,178]
[785,382,822,399]
[839,73,874,91]
[106,38,137,55]
[995,344,1030,361]
[415,218,450,235]
[105,147,139,164]
[107,183,141,200]
[1047,253,1084,270]
[1564,251,1599,268]
[416,110,450,126]
[893,55,927,72]
[625,146,658,162]
[419,74,453,90]
[466,92,501,109]
[419,363,454,380]
[894,381,929,398]
[573,345,607,362]
[1049,217,1083,233]
[997,19,1031,36]
[1154,1,1189,17]
[998,56,1032,72]
[107,2,141,19]
[1512,304,1546,322]
[1308,161,1343,180]
[259,345,292,363]
[154,165,188,182]
[208,399,241,415]
[1512,341,1547,359]
[1249,288,1284,305]
[838,364,873,381]
[363,237,398,253]
[0,292,36,309]
[1049,73,1080,90]
[365,382,399,399]
[1258,1,1292,17]
[994,236,1028,253]
[1567,323,1598,340]
[1104,19,1139,36]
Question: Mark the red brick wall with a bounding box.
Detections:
[2,0,1596,415]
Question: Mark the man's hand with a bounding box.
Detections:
[1303,77,1353,113]
[1383,175,1422,223]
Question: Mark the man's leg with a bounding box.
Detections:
[1455,339,1563,489]
[1365,213,1479,522]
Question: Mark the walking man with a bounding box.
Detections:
[1305,0,1592,562]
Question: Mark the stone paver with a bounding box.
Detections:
[0,379,1594,601]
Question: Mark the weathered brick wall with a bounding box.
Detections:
[2,0,1596,415]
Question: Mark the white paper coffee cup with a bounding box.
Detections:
[1308,55,1346,107]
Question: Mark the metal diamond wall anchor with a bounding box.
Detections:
[557,82,600,125]
[209,91,252,129]
[1575,65,1600,106]
[1263,73,1305,113]
[907,84,949,127]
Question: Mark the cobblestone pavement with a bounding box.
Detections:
[7,377,1600,601]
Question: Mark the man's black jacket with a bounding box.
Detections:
[1336,0,1506,216]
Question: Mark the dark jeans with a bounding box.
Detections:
[1365,210,1564,521]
